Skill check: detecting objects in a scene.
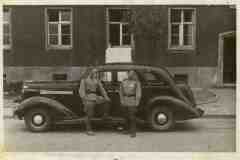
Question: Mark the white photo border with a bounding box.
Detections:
[0,0,239,160]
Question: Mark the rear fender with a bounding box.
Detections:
[15,96,78,119]
[147,96,201,118]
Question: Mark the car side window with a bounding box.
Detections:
[98,71,112,82]
[117,71,128,82]
[142,72,158,82]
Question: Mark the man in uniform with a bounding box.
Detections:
[79,68,111,136]
[119,70,141,138]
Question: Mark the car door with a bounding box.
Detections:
[99,70,130,117]
[113,70,129,117]
[101,70,129,117]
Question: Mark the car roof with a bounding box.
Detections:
[96,63,166,71]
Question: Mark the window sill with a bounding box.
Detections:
[108,45,131,48]
[167,47,196,54]
[3,46,12,50]
[46,45,73,50]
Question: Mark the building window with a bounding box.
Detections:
[107,8,132,47]
[46,8,72,49]
[169,8,196,50]
[3,8,11,50]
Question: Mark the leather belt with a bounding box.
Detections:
[86,91,97,94]
[124,94,136,97]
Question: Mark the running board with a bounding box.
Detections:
[55,117,145,125]
[55,117,125,125]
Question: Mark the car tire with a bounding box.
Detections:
[24,108,52,132]
[148,106,175,131]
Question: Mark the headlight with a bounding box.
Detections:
[23,85,29,89]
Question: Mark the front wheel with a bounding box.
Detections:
[24,108,53,132]
[148,106,175,131]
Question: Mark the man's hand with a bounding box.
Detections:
[136,98,140,106]
[120,100,124,106]
[105,96,111,102]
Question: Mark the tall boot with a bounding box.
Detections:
[85,117,94,136]
[129,114,136,138]
[122,118,130,134]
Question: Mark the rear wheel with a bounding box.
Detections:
[148,106,175,131]
[24,108,53,132]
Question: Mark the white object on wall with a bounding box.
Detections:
[105,47,132,63]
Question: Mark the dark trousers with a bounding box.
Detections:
[84,100,110,131]
[123,106,137,134]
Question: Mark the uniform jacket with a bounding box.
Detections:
[119,79,142,107]
[79,78,110,103]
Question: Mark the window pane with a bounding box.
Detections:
[171,24,179,46]
[61,24,71,34]
[122,24,130,34]
[49,35,58,45]
[49,24,58,34]
[171,24,179,34]
[3,24,10,34]
[171,36,179,46]
[109,9,122,22]
[122,35,131,45]
[48,10,59,22]
[3,35,10,45]
[183,24,193,45]
[3,9,10,22]
[61,10,71,21]
[171,34,180,45]
[62,35,71,45]
[117,72,128,82]
[109,9,129,22]
[171,9,181,23]
[109,24,120,46]
[184,10,193,22]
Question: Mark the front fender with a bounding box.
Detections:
[147,96,202,118]
[14,96,78,119]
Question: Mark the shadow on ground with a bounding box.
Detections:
[15,121,199,134]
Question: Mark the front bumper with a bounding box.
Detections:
[12,105,23,120]
[186,106,204,119]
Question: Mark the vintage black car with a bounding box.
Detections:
[13,63,204,132]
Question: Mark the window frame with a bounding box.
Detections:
[168,7,196,51]
[3,7,12,50]
[45,7,73,50]
[106,8,133,48]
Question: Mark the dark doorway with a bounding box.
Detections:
[223,35,236,84]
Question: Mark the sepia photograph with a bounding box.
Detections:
[2,3,236,153]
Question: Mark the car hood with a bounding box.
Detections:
[23,80,80,91]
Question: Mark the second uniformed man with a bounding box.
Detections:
[119,70,142,138]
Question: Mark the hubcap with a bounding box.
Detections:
[32,114,44,125]
[156,113,168,125]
